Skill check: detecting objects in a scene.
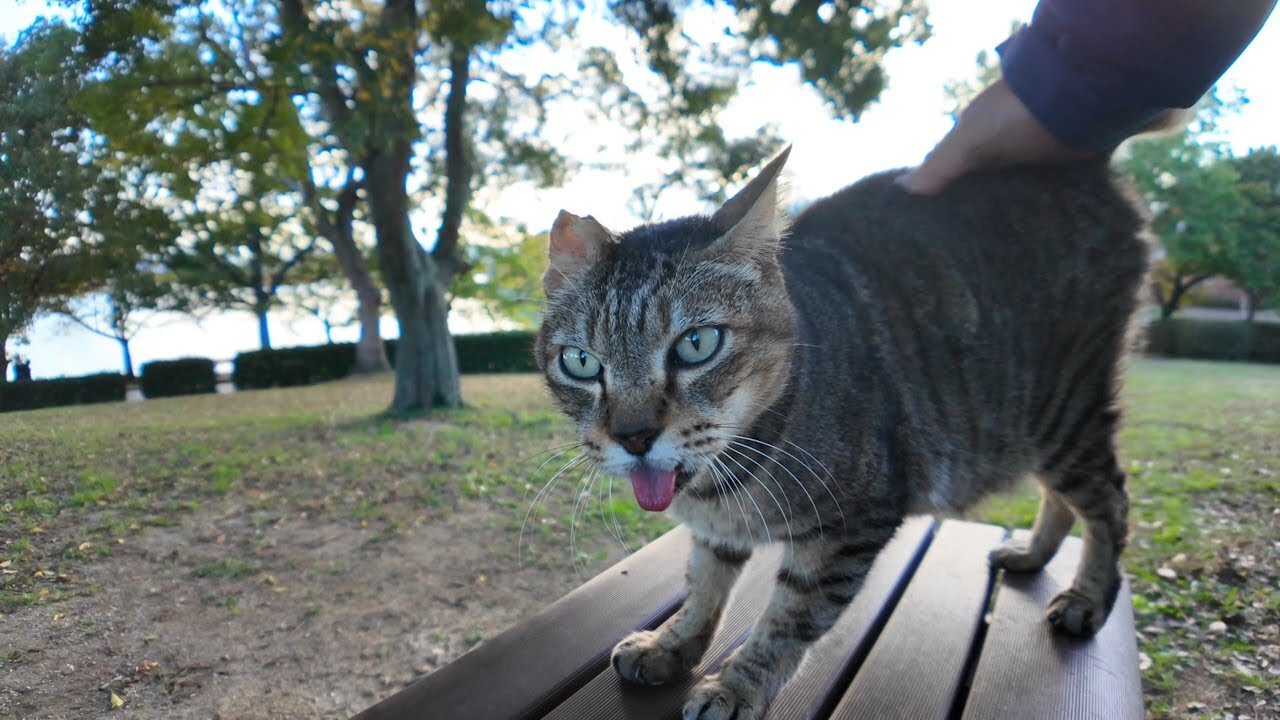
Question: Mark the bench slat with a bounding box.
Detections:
[542,516,938,720]
[351,526,693,720]
[960,531,1144,720]
[541,539,784,719]
[829,520,1007,720]
[765,516,936,719]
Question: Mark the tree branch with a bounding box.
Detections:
[434,43,472,277]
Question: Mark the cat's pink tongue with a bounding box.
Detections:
[630,468,677,512]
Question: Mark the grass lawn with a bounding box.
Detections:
[1,359,1277,717]
[971,359,1280,717]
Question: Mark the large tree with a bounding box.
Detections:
[1120,92,1248,318]
[77,1,392,372]
[73,0,930,410]
[0,21,127,385]
[1224,146,1280,320]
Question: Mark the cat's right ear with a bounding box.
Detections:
[707,146,791,263]
[543,210,616,295]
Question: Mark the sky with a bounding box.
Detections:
[3,0,1279,379]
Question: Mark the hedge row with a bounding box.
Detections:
[1145,318,1280,363]
[140,358,218,398]
[233,344,356,390]
[232,332,539,390]
[0,373,127,413]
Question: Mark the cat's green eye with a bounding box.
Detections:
[673,327,723,366]
[560,346,602,380]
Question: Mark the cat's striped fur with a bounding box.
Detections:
[535,148,1149,720]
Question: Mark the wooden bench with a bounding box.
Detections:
[353,517,1144,719]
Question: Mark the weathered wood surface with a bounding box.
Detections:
[960,530,1145,720]
[353,520,1143,720]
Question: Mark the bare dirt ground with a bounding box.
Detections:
[2,499,624,719]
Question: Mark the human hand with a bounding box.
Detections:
[897,78,1096,195]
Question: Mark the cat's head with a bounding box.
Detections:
[535,148,796,513]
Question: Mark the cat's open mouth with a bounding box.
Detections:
[629,464,692,512]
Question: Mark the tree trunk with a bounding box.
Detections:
[366,150,460,411]
[353,282,386,372]
[330,180,388,373]
[1245,291,1259,322]
[257,308,272,349]
[1159,271,1212,319]
[119,336,134,378]
[359,0,461,411]
[303,169,389,374]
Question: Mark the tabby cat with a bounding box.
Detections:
[535,147,1148,720]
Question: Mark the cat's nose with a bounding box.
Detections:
[612,425,661,456]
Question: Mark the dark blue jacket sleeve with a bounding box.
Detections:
[998,0,1276,152]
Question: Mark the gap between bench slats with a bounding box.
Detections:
[828,520,1007,720]
[765,516,937,719]
[351,526,693,720]
[960,530,1144,720]
[542,516,938,720]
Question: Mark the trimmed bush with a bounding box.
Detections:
[233,344,357,389]
[231,349,277,390]
[140,358,217,398]
[231,332,538,392]
[457,331,538,373]
[0,373,127,413]
[1252,322,1280,363]
[383,331,537,374]
[1144,318,1280,364]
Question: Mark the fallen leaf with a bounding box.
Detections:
[52,613,65,622]
[109,691,124,709]
[78,542,91,552]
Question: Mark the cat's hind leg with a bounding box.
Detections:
[612,535,749,686]
[1042,450,1129,638]
[989,483,1075,572]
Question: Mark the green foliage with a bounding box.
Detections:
[0,373,128,413]
[0,21,127,357]
[453,224,545,328]
[1120,91,1251,317]
[139,358,217,398]
[1223,147,1280,315]
[612,0,930,120]
[1145,319,1280,364]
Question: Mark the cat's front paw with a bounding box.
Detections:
[681,673,765,720]
[611,630,688,686]
[1046,588,1105,637]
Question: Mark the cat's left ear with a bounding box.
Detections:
[708,146,791,261]
[543,210,617,295]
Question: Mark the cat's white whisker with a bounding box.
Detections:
[519,452,591,569]
[703,458,758,545]
[723,432,847,534]
[720,446,795,545]
[569,467,600,580]
[712,455,772,546]
[725,439,823,538]
[605,475,632,553]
